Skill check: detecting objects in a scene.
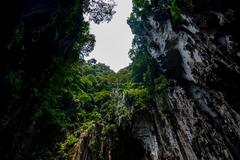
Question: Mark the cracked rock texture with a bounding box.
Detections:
[73,0,240,159]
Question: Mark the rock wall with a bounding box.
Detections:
[73,0,240,159]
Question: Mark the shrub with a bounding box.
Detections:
[101,124,116,135]
[94,90,112,104]
[125,88,150,108]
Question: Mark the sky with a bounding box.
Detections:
[87,0,134,72]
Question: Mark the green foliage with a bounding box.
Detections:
[74,22,96,57]
[0,0,119,159]
[124,0,169,124]
[132,0,151,10]
[155,75,167,95]
[65,134,79,146]
[153,75,167,110]
[59,134,79,158]
[101,124,116,135]
[95,90,112,104]
[130,51,150,83]
[43,59,119,158]
[0,0,170,159]
[125,88,150,109]
[80,120,95,131]
[80,76,93,89]
[44,107,67,127]
[77,109,101,123]
[115,105,131,125]
[169,0,183,22]
[127,12,146,36]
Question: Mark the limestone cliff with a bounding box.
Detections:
[1,0,239,159]
[72,0,240,159]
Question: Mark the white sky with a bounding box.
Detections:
[87,0,133,72]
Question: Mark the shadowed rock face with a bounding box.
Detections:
[2,0,239,159]
[0,0,84,159]
[74,0,240,159]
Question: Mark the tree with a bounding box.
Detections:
[87,58,97,64]
[84,0,116,24]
